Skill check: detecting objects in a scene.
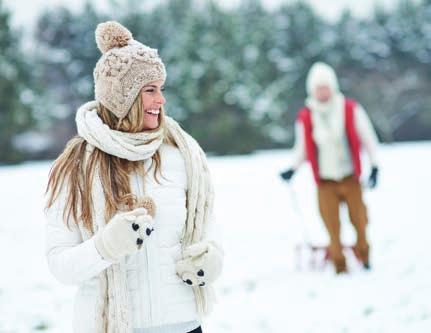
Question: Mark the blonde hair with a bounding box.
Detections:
[45,93,174,231]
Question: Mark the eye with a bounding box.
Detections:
[161,87,165,92]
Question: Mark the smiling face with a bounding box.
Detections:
[314,84,333,103]
[140,80,166,130]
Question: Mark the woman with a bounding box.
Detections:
[45,21,223,333]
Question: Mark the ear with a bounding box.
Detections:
[136,196,156,217]
[183,241,208,258]
[193,254,206,267]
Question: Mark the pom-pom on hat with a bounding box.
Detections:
[93,21,166,119]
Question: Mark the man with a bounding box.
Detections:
[281,62,379,274]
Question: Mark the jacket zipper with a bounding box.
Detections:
[136,173,152,325]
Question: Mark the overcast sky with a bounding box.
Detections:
[3,0,402,31]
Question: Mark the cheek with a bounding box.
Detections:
[141,95,152,109]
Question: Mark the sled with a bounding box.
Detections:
[294,242,363,271]
[286,183,365,271]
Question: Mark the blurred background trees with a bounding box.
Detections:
[0,0,33,163]
[1,0,431,162]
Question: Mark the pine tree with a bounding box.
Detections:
[271,2,330,145]
[29,0,431,158]
[33,2,105,156]
[0,0,33,163]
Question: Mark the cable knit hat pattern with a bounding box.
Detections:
[93,21,166,119]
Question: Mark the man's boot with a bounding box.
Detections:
[329,244,347,274]
[354,244,370,269]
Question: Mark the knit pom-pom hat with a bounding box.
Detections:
[93,21,166,119]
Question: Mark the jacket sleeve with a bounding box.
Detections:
[355,104,379,167]
[45,187,112,285]
[290,121,306,169]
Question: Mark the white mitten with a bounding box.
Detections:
[94,207,154,262]
[176,241,223,287]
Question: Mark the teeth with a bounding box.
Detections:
[146,109,160,115]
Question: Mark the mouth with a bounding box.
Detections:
[145,109,160,116]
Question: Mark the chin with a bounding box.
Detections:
[142,114,160,130]
[143,122,159,130]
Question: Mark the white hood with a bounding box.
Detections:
[306,62,340,98]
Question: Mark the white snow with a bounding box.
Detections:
[0,142,430,332]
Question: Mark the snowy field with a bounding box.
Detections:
[0,142,430,332]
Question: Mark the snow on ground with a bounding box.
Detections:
[0,142,430,332]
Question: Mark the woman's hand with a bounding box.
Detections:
[176,241,223,287]
[94,207,154,262]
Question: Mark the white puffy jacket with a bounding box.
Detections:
[46,144,216,332]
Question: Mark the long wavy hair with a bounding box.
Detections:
[45,93,174,232]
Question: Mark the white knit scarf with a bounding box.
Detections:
[76,101,164,161]
[75,101,215,333]
[306,93,346,145]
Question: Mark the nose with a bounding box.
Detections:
[155,91,166,106]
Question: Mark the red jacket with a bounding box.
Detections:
[297,98,362,184]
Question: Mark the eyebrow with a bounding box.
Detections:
[143,85,163,89]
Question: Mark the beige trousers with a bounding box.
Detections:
[317,175,369,272]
